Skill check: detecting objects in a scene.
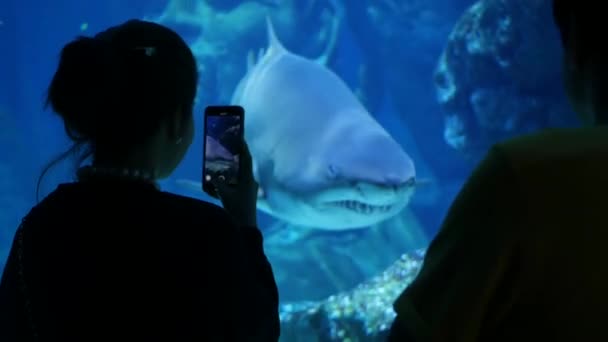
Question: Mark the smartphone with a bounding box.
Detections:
[202,105,245,198]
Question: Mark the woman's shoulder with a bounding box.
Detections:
[158,190,230,222]
[35,181,234,229]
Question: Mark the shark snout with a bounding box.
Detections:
[326,128,416,189]
[353,176,415,199]
[327,162,416,190]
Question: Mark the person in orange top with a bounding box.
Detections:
[388,1,608,341]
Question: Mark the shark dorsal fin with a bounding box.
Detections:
[265,16,286,56]
[246,50,256,71]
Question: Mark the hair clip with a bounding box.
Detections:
[134,46,156,57]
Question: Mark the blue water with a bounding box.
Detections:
[0,0,574,339]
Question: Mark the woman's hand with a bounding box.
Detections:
[212,139,258,227]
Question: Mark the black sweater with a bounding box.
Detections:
[0,178,280,341]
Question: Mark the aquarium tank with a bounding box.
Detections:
[0,0,578,340]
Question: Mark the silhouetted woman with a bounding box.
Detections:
[0,19,279,341]
[388,1,608,341]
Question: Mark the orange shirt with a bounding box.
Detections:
[392,126,608,341]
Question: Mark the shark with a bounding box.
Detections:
[179,18,416,230]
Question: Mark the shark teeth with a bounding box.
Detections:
[331,200,392,214]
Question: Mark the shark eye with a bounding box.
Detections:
[405,177,416,187]
[327,164,340,179]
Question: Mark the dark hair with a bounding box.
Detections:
[553,1,608,124]
[38,20,198,199]
[552,0,569,44]
[552,1,601,59]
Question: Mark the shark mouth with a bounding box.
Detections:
[328,200,393,214]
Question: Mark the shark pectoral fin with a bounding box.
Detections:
[252,157,259,180]
[256,195,273,215]
[254,172,274,216]
[175,179,203,192]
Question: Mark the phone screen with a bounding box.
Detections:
[203,106,244,197]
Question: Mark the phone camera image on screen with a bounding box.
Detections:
[204,114,241,186]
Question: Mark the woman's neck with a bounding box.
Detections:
[92,150,159,177]
[77,165,160,190]
[92,161,157,175]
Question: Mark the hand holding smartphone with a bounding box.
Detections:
[202,105,245,198]
[202,105,258,227]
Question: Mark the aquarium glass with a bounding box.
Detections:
[0,0,576,340]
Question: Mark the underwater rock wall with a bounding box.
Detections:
[434,0,578,159]
[279,249,425,341]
